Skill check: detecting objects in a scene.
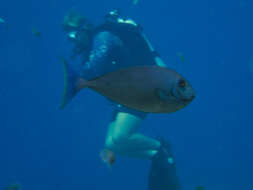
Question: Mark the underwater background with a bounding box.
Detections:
[0,0,252,190]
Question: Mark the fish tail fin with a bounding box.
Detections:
[59,58,88,109]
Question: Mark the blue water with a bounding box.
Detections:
[0,0,252,190]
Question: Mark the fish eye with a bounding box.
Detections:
[178,79,186,88]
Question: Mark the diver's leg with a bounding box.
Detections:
[105,110,182,189]
[105,111,160,159]
[115,149,158,159]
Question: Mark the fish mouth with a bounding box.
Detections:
[171,88,195,103]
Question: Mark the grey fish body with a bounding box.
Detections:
[83,66,195,113]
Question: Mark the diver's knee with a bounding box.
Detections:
[105,136,114,150]
[105,135,129,150]
[112,134,129,146]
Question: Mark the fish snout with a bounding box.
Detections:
[172,86,195,103]
[185,89,195,101]
[183,88,195,102]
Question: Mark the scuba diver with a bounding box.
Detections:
[62,9,182,190]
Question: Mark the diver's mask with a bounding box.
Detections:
[63,11,92,35]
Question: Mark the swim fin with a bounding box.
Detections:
[148,139,182,190]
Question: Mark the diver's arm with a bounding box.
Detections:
[80,31,123,78]
[89,31,122,64]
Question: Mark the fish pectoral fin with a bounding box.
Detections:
[155,88,170,102]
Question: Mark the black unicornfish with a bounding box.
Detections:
[60,60,195,113]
